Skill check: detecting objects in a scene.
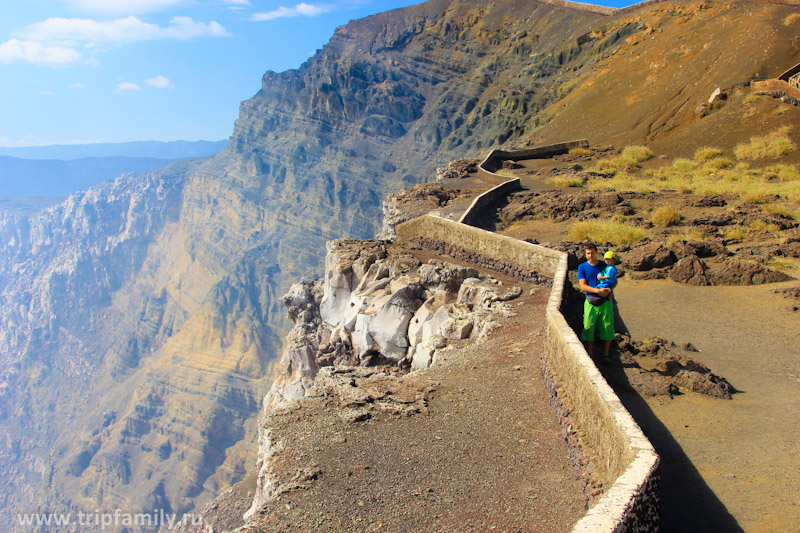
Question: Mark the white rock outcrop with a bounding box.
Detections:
[246,239,523,520]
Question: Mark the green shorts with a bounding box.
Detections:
[581,299,615,341]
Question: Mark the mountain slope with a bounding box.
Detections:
[0,0,798,523]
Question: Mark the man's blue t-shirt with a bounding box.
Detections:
[578,260,607,296]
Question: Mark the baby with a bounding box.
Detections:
[597,250,618,289]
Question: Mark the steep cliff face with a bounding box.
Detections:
[2,0,796,522]
[0,0,609,519]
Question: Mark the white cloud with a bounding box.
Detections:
[18,16,229,45]
[67,0,186,15]
[1,15,229,67]
[0,39,84,67]
[252,3,329,21]
[117,81,142,92]
[223,0,252,6]
[145,75,174,88]
[70,82,87,88]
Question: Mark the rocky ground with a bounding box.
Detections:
[180,150,799,532]
[359,156,800,531]
[486,156,800,531]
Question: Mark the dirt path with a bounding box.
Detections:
[614,278,800,533]
[241,282,586,532]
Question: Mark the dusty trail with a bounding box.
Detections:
[241,263,586,532]
[614,279,800,533]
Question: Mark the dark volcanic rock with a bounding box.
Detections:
[710,259,793,285]
[615,335,735,399]
[669,255,710,286]
[625,241,675,271]
[669,239,728,259]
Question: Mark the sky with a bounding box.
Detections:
[0,0,630,147]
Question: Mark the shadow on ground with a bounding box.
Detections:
[602,305,743,532]
[558,278,742,531]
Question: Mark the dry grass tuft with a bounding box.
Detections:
[743,94,761,105]
[762,204,797,220]
[764,165,800,182]
[568,147,592,157]
[651,205,682,227]
[567,219,647,245]
[694,147,725,162]
[724,227,747,241]
[621,145,655,163]
[741,191,770,204]
[702,157,734,171]
[770,257,798,271]
[734,126,797,161]
[749,220,781,233]
[546,176,584,187]
[591,145,654,172]
[666,229,704,244]
[784,13,800,26]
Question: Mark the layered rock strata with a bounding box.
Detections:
[0,0,612,519]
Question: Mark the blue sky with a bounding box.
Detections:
[0,0,629,147]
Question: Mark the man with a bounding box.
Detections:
[578,242,615,361]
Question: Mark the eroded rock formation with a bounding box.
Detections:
[246,239,523,519]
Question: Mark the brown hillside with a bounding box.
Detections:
[530,0,800,158]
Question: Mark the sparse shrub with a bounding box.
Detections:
[651,205,682,227]
[784,13,800,26]
[588,154,800,202]
[702,157,734,171]
[621,145,654,164]
[734,127,797,160]
[764,164,800,181]
[569,147,592,157]
[743,94,761,105]
[666,229,704,244]
[741,191,770,204]
[694,147,725,162]
[567,219,647,245]
[591,145,654,173]
[762,204,797,220]
[671,158,699,173]
[587,171,655,192]
[724,227,747,241]
[770,257,798,271]
[546,176,584,187]
[749,220,781,233]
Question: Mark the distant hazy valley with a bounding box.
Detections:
[0,140,227,209]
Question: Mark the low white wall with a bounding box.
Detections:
[396,140,660,532]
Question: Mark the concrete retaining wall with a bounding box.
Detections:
[396,210,659,531]
[458,178,522,226]
[546,255,660,532]
[479,139,589,172]
[396,215,561,276]
[751,79,800,102]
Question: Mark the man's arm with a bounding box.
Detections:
[579,277,611,297]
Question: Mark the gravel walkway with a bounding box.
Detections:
[241,275,584,532]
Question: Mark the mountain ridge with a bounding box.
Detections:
[0,0,798,525]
